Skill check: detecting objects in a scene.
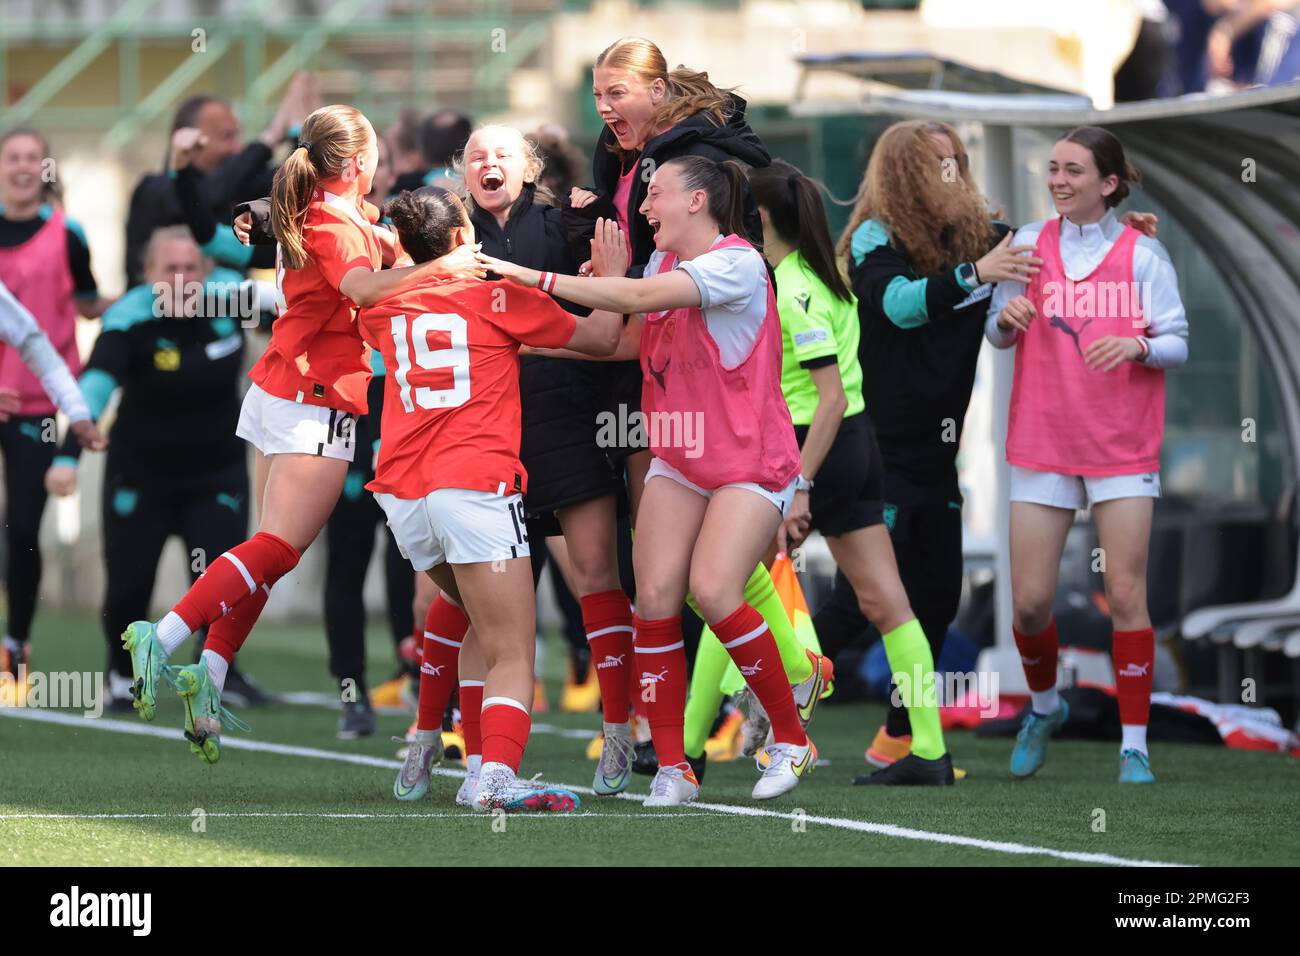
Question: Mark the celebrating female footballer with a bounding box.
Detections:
[120,105,483,763]
[485,156,817,807]
[363,186,621,811]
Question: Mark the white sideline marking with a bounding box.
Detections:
[277,692,592,738]
[0,709,1191,867]
[0,812,715,820]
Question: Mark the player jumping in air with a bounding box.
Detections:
[120,105,482,762]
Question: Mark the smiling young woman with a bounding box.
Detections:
[0,126,113,695]
[986,126,1188,786]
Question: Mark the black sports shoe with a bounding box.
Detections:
[853,753,955,786]
[337,699,376,739]
[632,739,659,776]
[222,665,273,708]
[106,694,137,715]
[687,750,707,785]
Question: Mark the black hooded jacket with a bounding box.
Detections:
[473,185,622,517]
[567,95,771,449]
[571,93,771,271]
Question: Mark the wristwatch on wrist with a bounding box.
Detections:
[794,474,814,493]
[958,262,979,287]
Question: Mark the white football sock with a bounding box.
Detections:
[156,612,192,655]
[200,649,229,694]
[1121,724,1148,755]
[1030,688,1060,716]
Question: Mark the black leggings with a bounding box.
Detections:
[0,414,57,644]
[812,494,964,735]
[101,456,249,675]
[323,479,414,692]
[323,378,415,693]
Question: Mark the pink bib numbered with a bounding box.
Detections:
[1006,216,1164,476]
[0,208,80,416]
[640,235,801,491]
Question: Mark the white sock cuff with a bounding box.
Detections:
[481,695,529,715]
[200,649,229,694]
[157,612,192,655]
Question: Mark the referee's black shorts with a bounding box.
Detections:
[793,411,885,537]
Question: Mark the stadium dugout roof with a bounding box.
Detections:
[790,62,1300,683]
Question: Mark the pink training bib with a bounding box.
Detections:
[0,207,80,416]
[640,234,801,491]
[1006,216,1164,476]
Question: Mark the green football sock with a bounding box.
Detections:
[683,628,730,759]
[687,564,811,676]
[882,618,946,760]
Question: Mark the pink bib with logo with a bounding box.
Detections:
[1006,216,1164,476]
[0,208,80,416]
[641,235,801,490]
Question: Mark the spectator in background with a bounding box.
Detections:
[392,109,472,194]
[0,126,112,697]
[123,73,317,286]
[1207,0,1300,86]
[386,108,426,186]
[1114,1,1180,101]
[45,227,273,712]
[528,123,586,199]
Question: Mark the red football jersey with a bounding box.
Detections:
[360,277,577,499]
[250,191,383,415]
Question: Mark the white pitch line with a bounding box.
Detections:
[0,812,715,820]
[0,708,1191,867]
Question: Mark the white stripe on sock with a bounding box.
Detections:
[720,622,767,650]
[220,552,257,595]
[423,631,463,649]
[459,680,485,689]
[634,641,684,653]
[481,696,529,714]
[587,625,634,641]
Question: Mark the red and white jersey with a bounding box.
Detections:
[250,190,383,415]
[359,277,577,499]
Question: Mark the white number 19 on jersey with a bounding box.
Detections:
[389,312,471,412]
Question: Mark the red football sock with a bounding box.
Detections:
[481,697,531,772]
[171,532,299,632]
[459,681,484,757]
[416,596,471,733]
[713,603,806,747]
[1013,618,1060,693]
[632,614,688,768]
[1112,627,1154,727]
[580,589,634,724]
[203,583,270,663]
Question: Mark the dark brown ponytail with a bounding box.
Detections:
[663,155,748,240]
[1058,126,1141,208]
[747,160,850,302]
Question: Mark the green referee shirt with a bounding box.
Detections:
[774,250,865,426]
